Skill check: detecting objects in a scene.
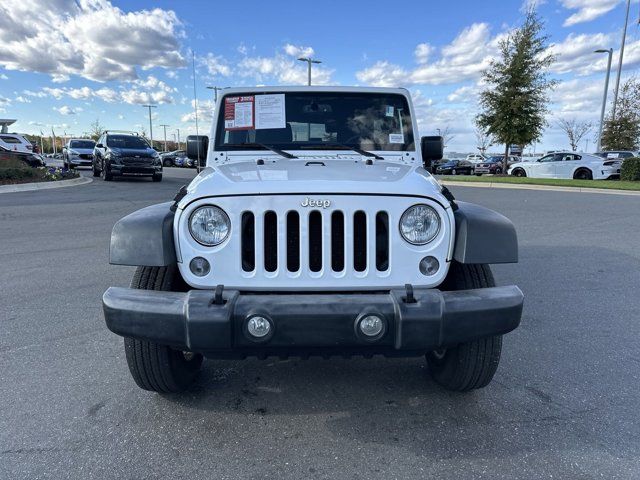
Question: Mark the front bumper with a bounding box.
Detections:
[103,286,524,358]
[69,157,92,165]
[111,164,161,175]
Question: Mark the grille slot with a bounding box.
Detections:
[331,211,345,272]
[376,212,389,272]
[241,212,255,272]
[264,211,278,272]
[286,211,300,272]
[308,211,323,272]
[353,211,367,272]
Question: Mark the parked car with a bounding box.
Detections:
[159,150,186,167]
[508,152,620,180]
[595,151,639,160]
[0,147,46,167]
[465,153,486,164]
[63,138,96,169]
[435,159,475,175]
[173,155,187,167]
[475,155,521,175]
[101,85,523,394]
[0,133,33,153]
[92,131,162,182]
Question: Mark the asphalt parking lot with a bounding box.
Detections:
[1,168,639,479]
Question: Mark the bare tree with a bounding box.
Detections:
[438,126,455,149]
[89,118,105,140]
[557,118,592,151]
[475,127,495,154]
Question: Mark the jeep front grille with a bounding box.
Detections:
[240,209,389,274]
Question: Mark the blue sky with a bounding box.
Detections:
[1,0,639,152]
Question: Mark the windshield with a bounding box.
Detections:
[216,92,414,152]
[106,135,150,149]
[70,140,95,149]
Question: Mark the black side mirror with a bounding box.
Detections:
[420,136,444,172]
[186,135,209,167]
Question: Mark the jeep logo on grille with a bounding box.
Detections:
[301,197,331,209]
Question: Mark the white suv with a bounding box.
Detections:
[0,133,33,153]
[102,86,523,394]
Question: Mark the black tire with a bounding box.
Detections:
[152,173,162,182]
[512,168,526,177]
[163,159,172,167]
[101,161,113,181]
[451,168,457,175]
[476,173,482,176]
[92,163,100,177]
[124,266,203,393]
[574,168,592,180]
[495,167,502,175]
[426,262,503,392]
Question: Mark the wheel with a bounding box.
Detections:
[495,167,502,175]
[152,174,162,182]
[512,168,526,177]
[574,169,592,180]
[451,169,457,175]
[476,173,482,176]
[163,159,172,167]
[124,266,203,393]
[426,262,503,392]
[92,163,100,177]
[101,160,113,181]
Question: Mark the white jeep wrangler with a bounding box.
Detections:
[103,86,523,393]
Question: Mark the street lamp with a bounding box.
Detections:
[297,57,322,86]
[612,0,631,120]
[594,48,613,152]
[159,124,170,152]
[206,86,226,103]
[176,128,181,150]
[142,104,157,148]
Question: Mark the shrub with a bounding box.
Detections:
[0,167,36,180]
[621,157,640,181]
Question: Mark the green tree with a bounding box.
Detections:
[601,78,640,151]
[477,9,556,172]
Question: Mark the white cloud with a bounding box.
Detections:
[55,105,76,115]
[238,47,333,85]
[201,53,231,77]
[166,70,178,79]
[357,23,506,87]
[0,73,7,80]
[561,0,621,26]
[181,99,215,123]
[94,87,119,103]
[0,0,186,82]
[15,95,30,103]
[283,44,315,58]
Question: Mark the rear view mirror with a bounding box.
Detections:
[186,135,209,167]
[420,136,444,172]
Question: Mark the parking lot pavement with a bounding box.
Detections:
[1,173,640,479]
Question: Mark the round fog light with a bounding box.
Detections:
[189,257,210,277]
[247,316,272,338]
[419,256,439,276]
[358,315,384,337]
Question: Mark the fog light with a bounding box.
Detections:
[247,316,272,338]
[358,315,384,337]
[419,256,439,276]
[189,257,210,277]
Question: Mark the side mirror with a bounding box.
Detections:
[420,136,444,172]
[96,143,104,149]
[186,135,209,167]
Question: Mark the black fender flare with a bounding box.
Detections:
[110,202,176,266]
[453,201,518,264]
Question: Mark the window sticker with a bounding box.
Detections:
[389,133,405,144]
[224,96,254,130]
[385,105,394,117]
[255,94,286,130]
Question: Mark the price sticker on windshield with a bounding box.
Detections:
[225,96,254,130]
[389,133,405,144]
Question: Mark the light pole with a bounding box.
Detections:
[612,0,631,120]
[297,57,322,86]
[142,104,157,148]
[176,128,181,150]
[206,86,225,103]
[595,48,613,152]
[159,124,169,152]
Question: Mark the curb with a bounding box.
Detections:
[441,180,640,197]
[0,176,93,194]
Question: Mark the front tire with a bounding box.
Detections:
[124,266,203,393]
[101,160,113,181]
[152,173,162,182]
[574,168,592,180]
[426,263,503,392]
[512,168,526,177]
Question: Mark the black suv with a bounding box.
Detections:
[92,132,162,182]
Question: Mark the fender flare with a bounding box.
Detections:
[453,201,518,264]
[110,202,176,266]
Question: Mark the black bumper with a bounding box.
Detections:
[103,286,523,358]
[111,164,160,175]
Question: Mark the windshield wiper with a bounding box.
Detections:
[226,142,298,159]
[307,143,383,160]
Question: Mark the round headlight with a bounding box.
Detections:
[189,206,230,246]
[400,204,440,245]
